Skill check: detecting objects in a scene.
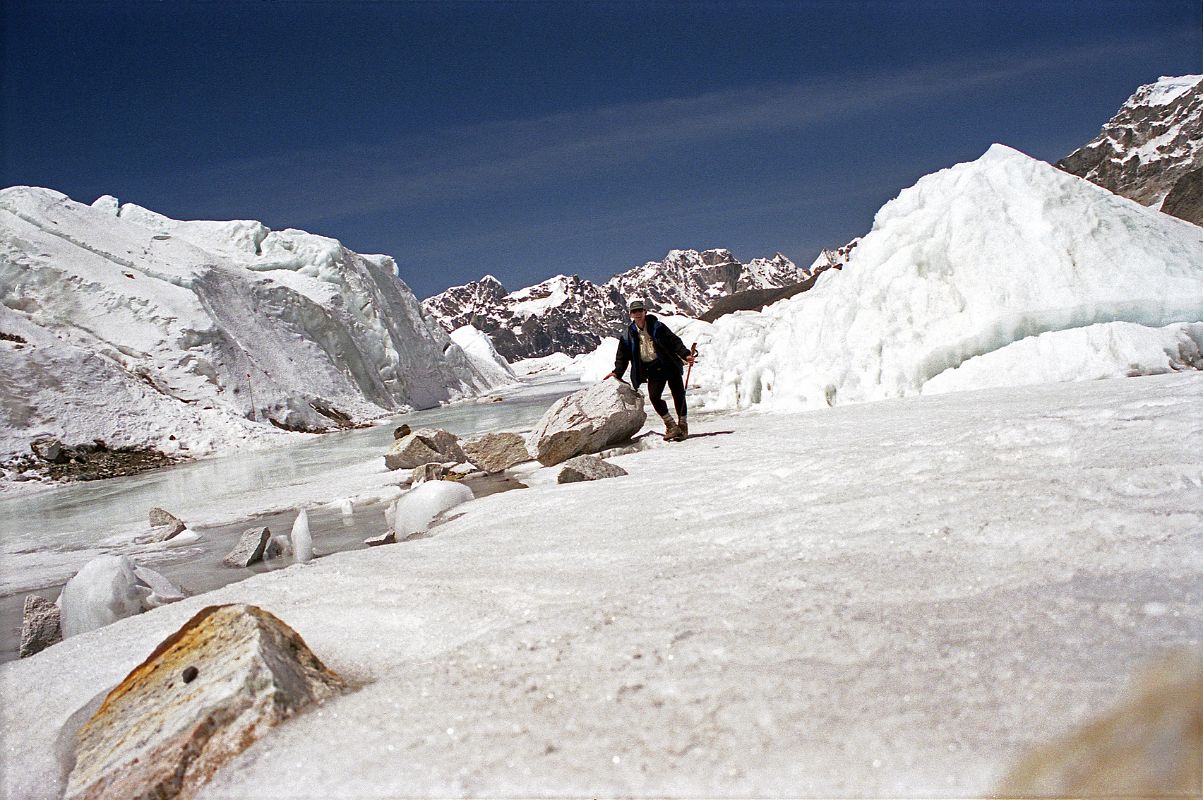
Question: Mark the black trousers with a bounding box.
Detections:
[643,361,687,419]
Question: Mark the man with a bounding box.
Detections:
[604,300,696,441]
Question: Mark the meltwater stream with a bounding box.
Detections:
[0,377,579,661]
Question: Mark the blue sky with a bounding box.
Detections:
[3,1,1199,298]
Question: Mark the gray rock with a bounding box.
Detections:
[384,428,465,470]
[222,527,271,568]
[364,530,397,546]
[411,462,449,484]
[64,603,345,800]
[527,381,646,466]
[135,519,187,544]
[31,437,68,464]
[263,534,292,560]
[556,454,629,484]
[463,431,530,473]
[19,595,62,658]
[132,566,185,608]
[148,507,184,528]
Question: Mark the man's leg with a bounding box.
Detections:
[666,369,688,438]
[645,369,679,438]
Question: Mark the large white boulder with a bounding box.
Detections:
[58,556,148,638]
[526,380,646,466]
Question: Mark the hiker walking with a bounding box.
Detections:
[604,300,696,441]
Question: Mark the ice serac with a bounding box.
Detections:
[1057,74,1202,225]
[692,145,1203,411]
[0,188,506,472]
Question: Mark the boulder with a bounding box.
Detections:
[221,527,271,568]
[384,428,465,471]
[364,530,397,546]
[19,594,62,658]
[463,431,530,473]
[392,423,411,440]
[527,381,646,466]
[148,507,184,528]
[411,462,449,484]
[64,604,345,800]
[998,649,1202,796]
[557,454,629,484]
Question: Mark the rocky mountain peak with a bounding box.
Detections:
[422,247,802,359]
[1056,74,1202,225]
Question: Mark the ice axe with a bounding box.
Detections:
[684,342,698,387]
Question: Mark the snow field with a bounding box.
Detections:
[3,372,1199,798]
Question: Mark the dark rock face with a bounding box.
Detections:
[1056,75,1202,225]
[1161,166,1203,226]
[422,249,801,360]
[700,241,856,323]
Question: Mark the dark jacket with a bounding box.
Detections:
[613,314,690,388]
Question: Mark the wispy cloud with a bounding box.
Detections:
[187,35,1161,224]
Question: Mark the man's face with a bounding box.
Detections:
[630,309,646,326]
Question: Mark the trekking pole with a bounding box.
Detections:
[684,342,698,388]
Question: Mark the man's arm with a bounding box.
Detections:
[606,333,630,381]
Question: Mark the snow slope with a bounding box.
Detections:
[686,145,1203,412]
[0,188,504,466]
[448,325,518,388]
[2,371,1198,797]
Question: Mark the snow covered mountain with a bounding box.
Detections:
[0,187,506,476]
[1057,74,1202,225]
[422,249,801,360]
[423,273,626,361]
[684,144,1203,411]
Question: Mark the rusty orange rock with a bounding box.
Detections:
[65,604,345,800]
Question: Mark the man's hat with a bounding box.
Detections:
[628,300,646,312]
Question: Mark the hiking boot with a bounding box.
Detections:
[677,418,688,439]
[660,414,681,441]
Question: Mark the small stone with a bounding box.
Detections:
[364,530,397,546]
[64,604,345,800]
[132,566,185,608]
[148,507,184,529]
[411,462,449,484]
[263,534,292,560]
[136,519,187,544]
[31,437,68,464]
[462,431,531,473]
[556,454,629,484]
[393,423,411,440]
[19,595,62,658]
[222,527,271,568]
